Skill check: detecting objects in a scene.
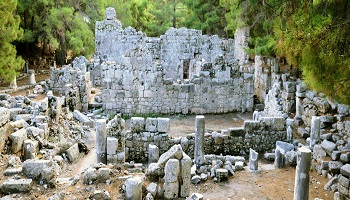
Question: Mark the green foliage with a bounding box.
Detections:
[0,0,24,81]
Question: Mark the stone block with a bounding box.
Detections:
[312,144,327,162]
[83,167,97,185]
[73,110,93,127]
[321,140,337,156]
[22,159,59,182]
[148,144,159,164]
[0,107,10,126]
[215,168,228,182]
[329,161,343,174]
[23,139,39,160]
[164,159,180,183]
[147,182,157,197]
[339,175,350,188]
[93,190,111,200]
[180,153,192,197]
[106,137,118,155]
[97,168,111,183]
[260,117,285,131]
[283,81,296,93]
[164,181,179,199]
[1,178,32,193]
[158,144,183,168]
[145,118,158,132]
[125,177,142,200]
[157,118,170,133]
[66,143,80,162]
[130,117,145,132]
[10,128,27,153]
[341,164,350,178]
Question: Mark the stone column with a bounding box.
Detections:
[148,144,159,164]
[249,148,258,172]
[125,177,142,200]
[28,69,36,85]
[293,146,311,200]
[309,116,320,149]
[10,76,17,90]
[96,119,107,164]
[194,115,205,166]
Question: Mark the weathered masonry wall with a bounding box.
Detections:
[92,7,253,115]
[125,116,287,163]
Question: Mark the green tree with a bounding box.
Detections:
[184,0,227,37]
[0,0,24,82]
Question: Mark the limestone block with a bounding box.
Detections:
[0,107,10,126]
[107,137,118,155]
[130,117,145,132]
[22,159,59,182]
[164,181,179,199]
[339,175,350,188]
[215,168,228,182]
[66,143,80,162]
[283,81,296,93]
[340,164,350,178]
[125,177,142,200]
[23,139,39,160]
[147,182,157,197]
[146,118,158,132]
[321,140,336,156]
[73,110,92,127]
[148,144,159,164]
[164,159,180,183]
[189,193,204,200]
[10,128,27,153]
[328,161,343,174]
[158,144,183,168]
[146,163,164,181]
[1,178,32,193]
[83,167,97,184]
[157,118,170,133]
[312,144,327,162]
[98,168,111,183]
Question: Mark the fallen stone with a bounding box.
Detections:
[1,178,32,193]
[158,144,183,168]
[188,193,204,200]
[146,163,163,182]
[147,182,157,197]
[324,176,338,191]
[125,177,142,200]
[312,145,327,162]
[82,167,97,185]
[215,168,228,182]
[3,167,22,176]
[10,128,27,153]
[0,107,10,126]
[73,110,93,127]
[235,161,244,171]
[191,175,201,184]
[22,159,59,182]
[340,164,350,178]
[98,168,111,183]
[321,140,337,156]
[93,190,111,200]
[66,143,80,162]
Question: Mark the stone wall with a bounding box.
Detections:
[49,57,92,112]
[125,116,287,163]
[92,7,253,115]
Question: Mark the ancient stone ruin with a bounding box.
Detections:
[0,6,349,200]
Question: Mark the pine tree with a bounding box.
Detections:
[0,0,24,82]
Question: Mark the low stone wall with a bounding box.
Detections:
[125,116,287,163]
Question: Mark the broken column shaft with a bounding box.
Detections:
[96,119,107,164]
[309,116,320,149]
[293,146,311,200]
[194,115,205,166]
